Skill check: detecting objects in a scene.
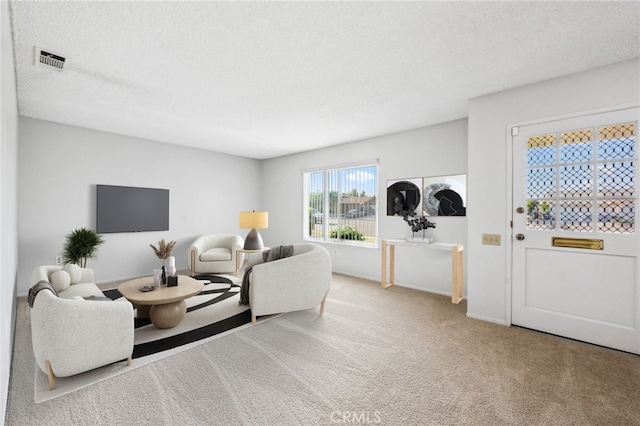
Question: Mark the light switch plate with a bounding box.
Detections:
[482,233,501,246]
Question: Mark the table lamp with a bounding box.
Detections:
[239,211,269,250]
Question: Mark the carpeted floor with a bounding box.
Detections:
[6,273,640,425]
[32,274,255,403]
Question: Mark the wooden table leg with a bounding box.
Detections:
[389,245,395,287]
[381,240,386,287]
[451,245,464,304]
[150,300,187,329]
[381,240,394,289]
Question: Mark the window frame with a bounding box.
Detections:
[303,160,379,248]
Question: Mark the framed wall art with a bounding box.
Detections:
[386,178,422,216]
[387,174,466,217]
[422,174,466,216]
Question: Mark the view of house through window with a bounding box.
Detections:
[304,163,378,247]
[526,122,636,234]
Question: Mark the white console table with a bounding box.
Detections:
[381,239,464,304]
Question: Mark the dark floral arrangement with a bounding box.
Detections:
[403,214,436,233]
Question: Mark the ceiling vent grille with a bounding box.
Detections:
[35,47,65,70]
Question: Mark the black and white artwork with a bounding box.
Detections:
[386,178,422,216]
[387,175,467,217]
[422,174,466,216]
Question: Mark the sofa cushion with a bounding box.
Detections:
[63,263,82,284]
[49,270,71,292]
[200,248,232,261]
[58,283,105,299]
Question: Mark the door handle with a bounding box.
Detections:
[515,234,525,241]
[516,207,525,214]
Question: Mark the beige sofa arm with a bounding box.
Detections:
[188,237,209,257]
[188,243,202,273]
[250,245,331,318]
[31,291,134,380]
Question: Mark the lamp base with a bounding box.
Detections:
[244,228,264,250]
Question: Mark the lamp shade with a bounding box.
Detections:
[239,211,269,229]
[239,211,269,250]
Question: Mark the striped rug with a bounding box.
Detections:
[34,274,255,403]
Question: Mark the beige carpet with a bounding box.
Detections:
[6,274,640,425]
[33,276,256,403]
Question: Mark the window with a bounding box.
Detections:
[304,162,378,247]
[526,122,636,234]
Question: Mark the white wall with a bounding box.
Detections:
[261,119,468,296]
[17,118,262,295]
[1,0,19,420]
[467,59,640,324]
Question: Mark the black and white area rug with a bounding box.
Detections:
[34,274,257,403]
[107,274,250,359]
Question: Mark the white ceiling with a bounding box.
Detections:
[9,1,640,160]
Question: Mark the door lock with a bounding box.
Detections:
[516,207,525,214]
[515,234,525,241]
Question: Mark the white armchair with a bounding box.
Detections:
[248,243,331,324]
[188,234,244,275]
[29,266,134,390]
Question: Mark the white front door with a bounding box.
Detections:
[512,107,639,354]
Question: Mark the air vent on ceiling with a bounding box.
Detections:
[35,47,65,70]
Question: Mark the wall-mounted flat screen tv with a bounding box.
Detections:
[96,185,169,233]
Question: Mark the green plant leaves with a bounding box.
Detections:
[329,225,365,241]
[62,227,104,267]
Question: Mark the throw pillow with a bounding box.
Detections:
[62,263,82,284]
[49,270,71,292]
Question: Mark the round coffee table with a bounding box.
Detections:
[117,275,204,329]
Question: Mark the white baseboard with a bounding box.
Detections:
[331,269,466,301]
[330,269,379,284]
[466,312,507,326]
[392,282,454,298]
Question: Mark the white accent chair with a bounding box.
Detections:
[188,234,244,275]
[248,243,331,324]
[29,266,134,390]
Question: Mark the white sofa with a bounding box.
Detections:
[248,243,331,324]
[188,234,244,275]
[29,265,134,390]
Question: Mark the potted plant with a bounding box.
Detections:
[62,227,105,267]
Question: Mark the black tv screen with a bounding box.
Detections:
[96,185,169,233]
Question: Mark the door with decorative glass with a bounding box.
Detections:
[512,107,639,354]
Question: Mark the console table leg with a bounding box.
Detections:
[381,240,387,287]
[389,245,395,287]
[381,240,394,288]
[451,245,464,304]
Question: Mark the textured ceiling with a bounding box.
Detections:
[9,1,640,159]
